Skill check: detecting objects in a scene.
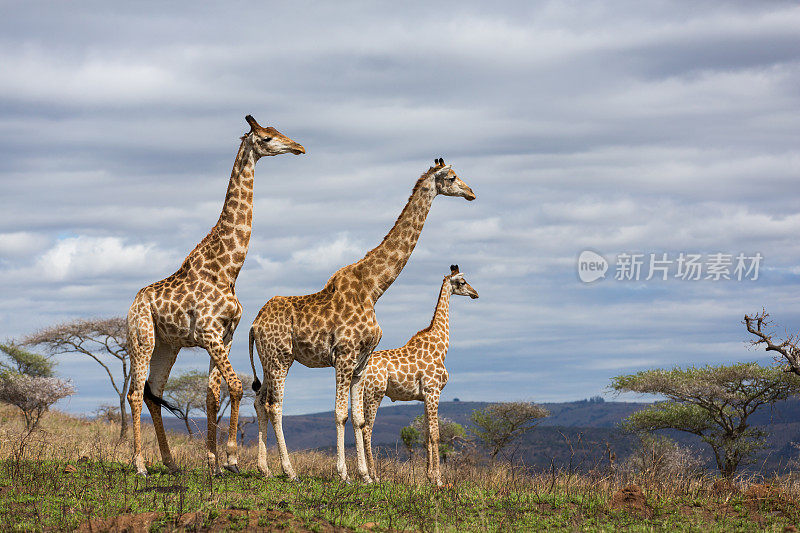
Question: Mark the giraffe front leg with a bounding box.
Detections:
[363,388,382,482]
[206,363,223,475]
[424,391,443,486]
[350,373,372,483]
[334,364,352,482]
[223,369,243,474]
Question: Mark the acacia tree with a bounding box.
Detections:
[24,318,130,439]
[470,402,549,461]
[744,310,800,375]
[611,362,800,478]
[0,342,54,377]
[0,343,74,430]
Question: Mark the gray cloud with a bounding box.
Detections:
[1,1,799,415]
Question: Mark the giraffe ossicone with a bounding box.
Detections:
[359,265,478,486]
[126,115,305,477]
[249,158,476,483]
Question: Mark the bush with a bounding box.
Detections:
[621,434,704,479]
[0,373,75,430]
[410,415,468,462]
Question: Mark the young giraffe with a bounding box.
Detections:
[360,265,478,486]
[249,158,476,482]
[126,115,305,477]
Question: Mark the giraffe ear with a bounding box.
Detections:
[450,264,459,274]
[245,115,261,131]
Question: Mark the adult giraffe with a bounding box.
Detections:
[126,115,305,476]
[249,158,475,482]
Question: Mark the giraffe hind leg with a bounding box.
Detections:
[143,342,181,473]
[127,298,155,477]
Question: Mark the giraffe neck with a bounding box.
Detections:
[185,139,257,284]
[355,173,436,302]
[426,279,451,355]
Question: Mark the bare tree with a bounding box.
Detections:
[237,416,257,445]
[163,369,206,435]
[470,402,549,461]
[24,318,130,439]
[163,369,255,435]
[744,310,800,375]
[612,362,800,478]
[0,373,75,430]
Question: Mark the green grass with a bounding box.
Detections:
[1,458,798,531]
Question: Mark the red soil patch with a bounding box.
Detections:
[709,478,739,496]
[78,508,356,532]
[610,485,652,518]
[745,483,775,502]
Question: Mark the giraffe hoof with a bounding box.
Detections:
[224,464,240,474]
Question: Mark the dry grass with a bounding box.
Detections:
[2,404,800,531]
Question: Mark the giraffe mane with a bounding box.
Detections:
[412,277,450,338]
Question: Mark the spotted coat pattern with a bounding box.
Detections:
[249,159,476,482]
[126,116,305,476]
[360,266,478,485]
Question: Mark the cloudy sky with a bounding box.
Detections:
[1,1,799,416]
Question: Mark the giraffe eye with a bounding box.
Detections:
[261,137,273,143]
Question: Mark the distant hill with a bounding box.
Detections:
[157,397,800,474]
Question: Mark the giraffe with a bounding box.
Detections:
[360,265,478,486]
[248,158,476,482]
[126,115,305,477]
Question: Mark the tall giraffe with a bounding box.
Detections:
[249,158,476,482]
[359,265,478,486]
[126,115,305,476]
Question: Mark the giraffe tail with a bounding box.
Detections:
[249,326,262,392]
[143,381,182,418]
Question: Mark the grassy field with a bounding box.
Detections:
[1,406,799,532]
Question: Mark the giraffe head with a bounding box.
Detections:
[448,264,479,299]
[430,158,476,201]
[244,115,306,157]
